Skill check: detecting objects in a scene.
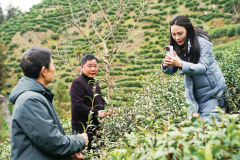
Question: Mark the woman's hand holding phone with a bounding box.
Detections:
[163,49,183,68]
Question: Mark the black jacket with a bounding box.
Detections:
[70,73,106,130]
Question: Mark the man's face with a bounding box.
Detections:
[81,59,98,78]
[44,58,55,84]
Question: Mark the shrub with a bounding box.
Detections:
[64,77,74,83]
[236,24,240,35]
[224,15,232,19]
[21,48,27,53]
[219,45,240,112]
[9,56,16,61]
[116,81,143,87]
[128,39,133,43]
[7,83,12,88]
[14,67,22,73]
[151,48,160,53]
[72,30,79,36]
[51,45,56,49]
[169,9,177,15]
[210,0,218,4]
[6,51,14,55]
[41,39,47,45]
[226,27,235,37]
[40,24,54,29]
[155,53,165,58]
[51,34,60,40]
[190,14,197,18]
[60,73,69,78]
[197,25,203,29]
[58,28,63,34]
[8,43,19,50]
[113,67,122,71]
[144,37,149,41]
[17,73,23,79]
[115,77,137,83]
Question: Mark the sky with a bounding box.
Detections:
[1,0,42,15]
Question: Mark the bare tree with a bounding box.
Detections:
[19,0,147,109]
[232,0,240,18]
[46,0,148,103]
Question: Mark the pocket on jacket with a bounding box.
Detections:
[206,69,217,89]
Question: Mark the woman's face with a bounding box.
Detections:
[171,24,187,46]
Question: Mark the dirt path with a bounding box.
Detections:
[0,94,12,135]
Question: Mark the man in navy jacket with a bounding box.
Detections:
[70,54,110,150]
[9,47,88,160]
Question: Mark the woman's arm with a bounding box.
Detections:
[164,38,213,76]
[161,54,179,75]
[179,39,213,76]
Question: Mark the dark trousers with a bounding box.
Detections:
[72,127,98,151]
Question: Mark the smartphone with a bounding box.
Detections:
[165,45,174,57]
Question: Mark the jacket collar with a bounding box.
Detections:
[82,73,94,81]
[38,82,54,103]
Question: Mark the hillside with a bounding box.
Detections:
[0,0,240,115]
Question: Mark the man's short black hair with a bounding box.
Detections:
[81,54,98,65]
[20,47,52,79]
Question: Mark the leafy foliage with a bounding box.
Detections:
[0,138,10,160]
[52,80,70,119]
[0,44,7,93]
[219,45,240,113]
[107,112,240,160]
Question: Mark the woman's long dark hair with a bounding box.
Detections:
[169,15,211,64]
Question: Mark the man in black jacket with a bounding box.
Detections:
[70,54,110,150]
[9,47,88,160]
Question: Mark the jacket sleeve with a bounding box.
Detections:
[161,61,178,75]
[70,79,99,116]
[18,97,86,157]
[179,39,213,76]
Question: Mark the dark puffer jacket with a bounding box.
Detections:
[9,77,86,160]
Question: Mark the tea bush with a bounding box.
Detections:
[76,68,186,159]
[107,112,240,160]
[98,68,239,159]
[8,43,19,51]
[218,45,240,112]
[0,138,10,160]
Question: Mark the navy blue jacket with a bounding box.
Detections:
[9,77,86,160]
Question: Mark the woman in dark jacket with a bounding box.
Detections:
[161,15,229,120]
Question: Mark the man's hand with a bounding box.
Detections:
[70,152,84,160]
[80,133,88,146]
[107,109,112,116]
[98,110,107,118]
